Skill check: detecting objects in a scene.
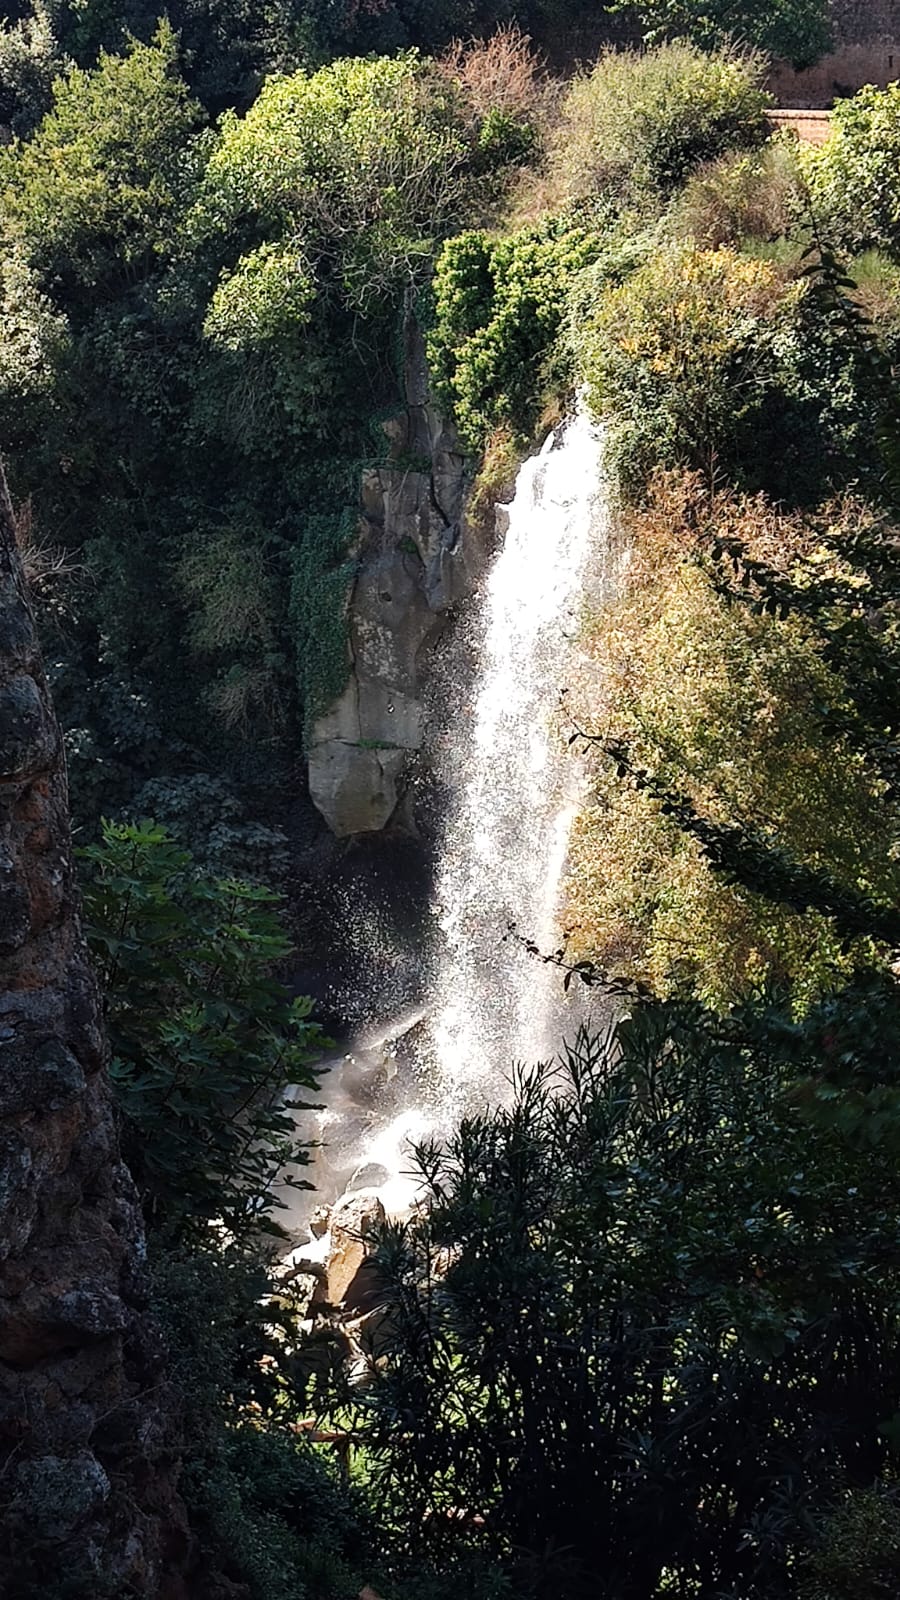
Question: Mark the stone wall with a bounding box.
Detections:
[307,315,486,838]
[771,0,900,105]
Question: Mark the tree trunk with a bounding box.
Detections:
[0,463,187,1595]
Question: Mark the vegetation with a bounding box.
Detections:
[80,819,325,1243]
[5,8,900,1597]
[360,994,900,1597]
[809,83,900,257]
[428,218,599,451]
[565,479,900,1001]
[617,0,832,67]
[549,39,770,208]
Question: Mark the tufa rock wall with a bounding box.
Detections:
[0,462,187,1595]
[308,314,484,838]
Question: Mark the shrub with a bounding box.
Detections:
[549,40,770,210]
[578,243,794,495]
[203,241,316,351]
[808,83,900,257]
[80,819,325,1243]
[0,0,66,135]
[427,217,599,451]
[565,478,900,1003]
[801,1486,900,1600]
[436,23,547,170]
[197,52,472,312]
[152,1244,371,1600]
[668,132,805,249]
[437,23,546,125]
[0,249,68,448]
[0,24,203,297]
[360,999,900,1598]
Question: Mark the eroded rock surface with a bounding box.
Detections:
[0,464,187,1595]
[308,314,486,837]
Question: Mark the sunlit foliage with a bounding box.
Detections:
[548,39,770,210]
[566,478,900,1003]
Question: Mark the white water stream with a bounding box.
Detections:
[428,405,609,1113]
[290,406,612,1233]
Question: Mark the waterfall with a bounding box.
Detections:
[288,406,611,1230]
[426,405,609,1113]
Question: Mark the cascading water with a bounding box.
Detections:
[427,404,609,1112]
[289,405,612,1228]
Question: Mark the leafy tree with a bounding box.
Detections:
[0,0,67,134]
[0,23,203,301]
[80,819,325,1243]
[614,0,832,69]
[809,84,900,259]
[196,52,474,314]
[360,998,900,1599]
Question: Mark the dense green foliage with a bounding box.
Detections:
[426,40,770,458]
[80,819,324,1242]
[152,1245,373,1599]
[616,0,832,67]
[810,84,900,257]
[428,218,599,451]
[359,994,900,1597]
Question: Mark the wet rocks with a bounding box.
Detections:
[310,1190,386,1314]
[347,1161,391,1193]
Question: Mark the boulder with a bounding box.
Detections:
[311,1191,386,1313]
[347,1161,391,1193]
[307,743,405,838]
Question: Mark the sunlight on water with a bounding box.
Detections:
[287,406,612,1234]
[427,406,609,1114]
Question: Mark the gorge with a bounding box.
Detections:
[5,9,900,1594]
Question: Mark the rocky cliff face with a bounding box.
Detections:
[0,465,186,1595]
[308,316,484,838]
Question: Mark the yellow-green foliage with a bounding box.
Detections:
[204,241,315,350]
[0,247,67,412]
[0,23,201,289]
[808,82,900,256]
[549,40,770,211]
[578,243,796,493]
[197,52,470,316]
[566,479,900,1004]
